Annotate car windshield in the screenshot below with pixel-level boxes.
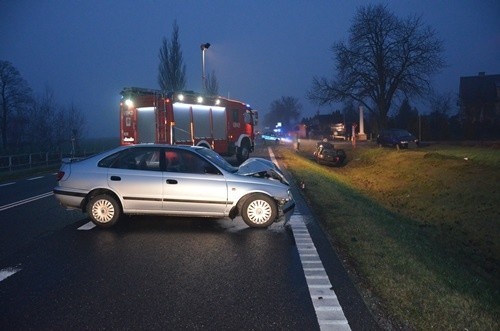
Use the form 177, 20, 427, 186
196, 148, 238, 173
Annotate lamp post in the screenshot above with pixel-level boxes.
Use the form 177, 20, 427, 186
200, 43, 211, 91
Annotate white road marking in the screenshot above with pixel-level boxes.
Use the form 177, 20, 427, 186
0, 192, 53, 212
0, 266, 21, 282
268, 147, 350, 330
0, 182, 15, 187
27, 176, 44, 181
290, 213, 351, 330
78, 222, 96, 230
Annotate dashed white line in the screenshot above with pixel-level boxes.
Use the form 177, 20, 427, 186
27, 176, 44, 181
268, 147, 350, 330
0, 182, 15, 187
0, 266, 21, 282
290, 213, 351, 330
78, 222, 96, 230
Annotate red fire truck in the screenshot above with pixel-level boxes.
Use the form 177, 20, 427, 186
119, 87, 258, 162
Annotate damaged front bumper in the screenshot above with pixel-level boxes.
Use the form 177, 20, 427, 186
277, 196, 295, 224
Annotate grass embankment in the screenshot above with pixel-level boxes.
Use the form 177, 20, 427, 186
276, 143, 499, 330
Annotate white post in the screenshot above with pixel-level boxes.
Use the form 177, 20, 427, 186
358, 106, 367, 141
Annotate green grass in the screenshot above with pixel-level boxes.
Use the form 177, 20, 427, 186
277, 142, 499, 330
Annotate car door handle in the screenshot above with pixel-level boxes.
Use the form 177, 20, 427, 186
166, 179, 178, 184
110, 176, 121, 181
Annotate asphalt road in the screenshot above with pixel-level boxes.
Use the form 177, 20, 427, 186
0, 144, 378, 330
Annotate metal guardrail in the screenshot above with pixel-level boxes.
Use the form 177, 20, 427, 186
0, 151, 100, 173
0, 152, 64, 172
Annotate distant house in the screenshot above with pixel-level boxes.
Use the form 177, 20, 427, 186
303, 113, 348, 140
459, 72, 500, 139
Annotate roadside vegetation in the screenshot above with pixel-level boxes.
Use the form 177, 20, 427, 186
276, 141, 499, 329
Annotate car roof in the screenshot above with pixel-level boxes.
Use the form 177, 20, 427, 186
381, 129, 411, 133
124, 144, 205, 151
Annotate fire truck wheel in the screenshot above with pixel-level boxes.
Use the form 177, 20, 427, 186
241, 193, 277, 228
237, 144, 250, 163
87, 194, 121, 228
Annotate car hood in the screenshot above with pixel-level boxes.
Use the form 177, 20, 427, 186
236, 158, 289, 185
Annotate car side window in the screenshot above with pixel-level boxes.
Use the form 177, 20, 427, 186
164, 150, 182, 172
137, 150, 161, 171
109, 148, 161, 171
165, 149, 220, 175
98, 152, 121, 168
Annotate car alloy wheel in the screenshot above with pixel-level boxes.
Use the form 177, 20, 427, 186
241, 193, 277, 228
87, 194, 120, 228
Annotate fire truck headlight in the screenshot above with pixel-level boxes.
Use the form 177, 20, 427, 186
197, 96, 203, 103
177, 94, 184, 101
125, 99, 134, 108
215, 99, 221, 105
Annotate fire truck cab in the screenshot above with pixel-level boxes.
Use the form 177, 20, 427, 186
119, 87, 257, 163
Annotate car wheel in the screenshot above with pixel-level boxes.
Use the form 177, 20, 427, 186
87, 194, 121, 228
237, 143, 250, 163
241, 193, 277, 228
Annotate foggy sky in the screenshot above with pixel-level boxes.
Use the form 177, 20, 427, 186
1, 0, 499, 137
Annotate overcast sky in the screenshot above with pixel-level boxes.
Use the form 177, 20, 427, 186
1, 0, 499, 137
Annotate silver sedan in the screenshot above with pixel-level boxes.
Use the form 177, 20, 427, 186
53, 144, 295, 228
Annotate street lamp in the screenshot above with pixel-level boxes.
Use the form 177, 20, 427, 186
200, 43, 211, 91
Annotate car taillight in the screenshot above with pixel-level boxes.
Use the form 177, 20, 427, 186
56, 171, 65, 181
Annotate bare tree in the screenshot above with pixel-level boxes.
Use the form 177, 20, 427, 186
308, 4, 444, 129
392, 98, 419, 133
0, 60, 33, 151
204, 70, 219, 96
264, 96, 302, 132
29, 87, 58, 151
426, 91, 454, 140
53, 102, 86, 154
158, 20, 187, 92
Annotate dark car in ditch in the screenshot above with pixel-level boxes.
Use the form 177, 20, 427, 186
313, 142, 346, 166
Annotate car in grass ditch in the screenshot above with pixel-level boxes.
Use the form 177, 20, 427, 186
53, 144, 295, 228
376, 129, 419, 149
313, 141, 346, 166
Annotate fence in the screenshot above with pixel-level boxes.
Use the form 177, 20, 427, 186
0, 150, 102, 173
0, 152, 65, 173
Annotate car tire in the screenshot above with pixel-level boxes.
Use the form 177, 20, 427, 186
241, 193, 277, 228
87, 194, 121, 228
236, 143, 250, 163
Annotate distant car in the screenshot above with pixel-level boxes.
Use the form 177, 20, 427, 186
54, 144, 295, 228
331, 123, 346, 140
261, 132, 286, 144
261, 132, 281, 144
313, 142, 346, 166
376, 129, 419, 149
